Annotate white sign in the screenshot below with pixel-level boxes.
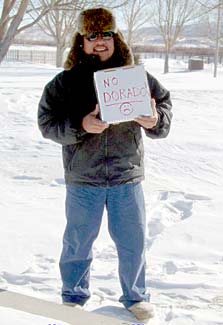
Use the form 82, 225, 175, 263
94, 64, 153, 124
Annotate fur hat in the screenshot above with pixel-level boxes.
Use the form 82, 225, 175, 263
64, 7, 134, 70
77, 7, 118, 35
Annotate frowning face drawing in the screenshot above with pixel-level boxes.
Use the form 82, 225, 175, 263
120, 102, 133, 116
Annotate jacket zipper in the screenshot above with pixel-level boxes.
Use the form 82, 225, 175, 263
105, 128, 109, 186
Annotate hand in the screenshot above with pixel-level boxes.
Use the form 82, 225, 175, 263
134, 98, 158, 129
82, 104, 109, 134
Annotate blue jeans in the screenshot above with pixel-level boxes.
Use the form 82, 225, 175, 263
59, 182, 150, 308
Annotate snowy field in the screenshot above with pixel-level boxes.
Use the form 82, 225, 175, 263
0, 58, 223, 324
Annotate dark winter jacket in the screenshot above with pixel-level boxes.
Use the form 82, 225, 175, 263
38, 53, 172, 187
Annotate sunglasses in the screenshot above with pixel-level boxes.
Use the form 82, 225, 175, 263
85, 31, 115, 42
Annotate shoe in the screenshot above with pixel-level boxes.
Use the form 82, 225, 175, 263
128, 302, 155, 320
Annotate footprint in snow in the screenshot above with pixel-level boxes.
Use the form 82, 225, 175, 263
13, 175, 42, 181
0, 254, 57, 291
33, 253, 56, 272
98, 287, 116, 296
50, 178, 65, 186
147, 191, 211, 249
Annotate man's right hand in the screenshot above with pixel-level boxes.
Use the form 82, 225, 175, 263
82, 104, 109, 133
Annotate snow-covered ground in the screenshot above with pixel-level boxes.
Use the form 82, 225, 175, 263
0, 59, 223, 324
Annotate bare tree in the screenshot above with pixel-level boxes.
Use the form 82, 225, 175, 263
119, 0, 153, 47
213, 0, 223, 77
0, 0, 63, 64
0, 0, 29, 63
197, 0, 223, 77
33, 0, 86, 67
33, 0, 130, 67
0, 0, 131, 65
152, 0, 201, 73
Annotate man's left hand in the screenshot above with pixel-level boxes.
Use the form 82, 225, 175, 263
134, 98, 158, 129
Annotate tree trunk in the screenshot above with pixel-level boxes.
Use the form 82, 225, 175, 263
0, 19, 8, 43
164, 51, 169, 74
0, 0, 29, 64
56, 44, 65, 68
214, 0, 222, 78
0, 37, 11, 63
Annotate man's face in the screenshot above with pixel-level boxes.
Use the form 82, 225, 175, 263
83, 31, 115, 62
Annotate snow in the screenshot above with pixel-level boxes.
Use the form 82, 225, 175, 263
0, 58, 223, 324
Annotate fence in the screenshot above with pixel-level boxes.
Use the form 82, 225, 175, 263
4, 49, 57, 65
137, 51, 220, 64
3, 47, 221, 66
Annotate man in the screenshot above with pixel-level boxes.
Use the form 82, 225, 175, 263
38, 7, 172, 321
